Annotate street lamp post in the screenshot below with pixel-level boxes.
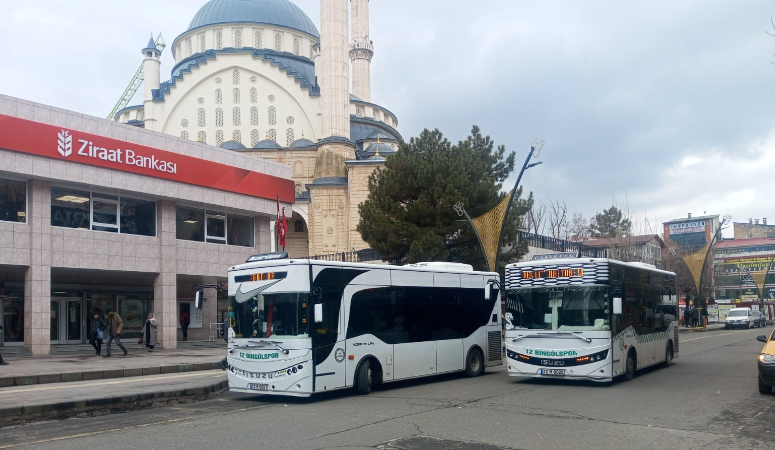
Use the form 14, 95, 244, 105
454, 140, 544, 272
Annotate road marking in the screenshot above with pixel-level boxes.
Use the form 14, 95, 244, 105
0, 371, 224, 395
682, 330, 756, 342
0, 417, 188, 449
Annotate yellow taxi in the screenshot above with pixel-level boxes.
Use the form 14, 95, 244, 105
756, 328, 775, 394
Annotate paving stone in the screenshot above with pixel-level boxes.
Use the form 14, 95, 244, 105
123, 368, 143, 377
37, 373, 62, 384
177, 364, 194, 372
142, 366, 161, 375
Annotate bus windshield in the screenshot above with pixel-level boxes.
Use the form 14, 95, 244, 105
229, 292, 310, 339
506, 285, 610, 331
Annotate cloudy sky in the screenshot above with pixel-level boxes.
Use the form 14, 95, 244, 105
2, 0, 774, 236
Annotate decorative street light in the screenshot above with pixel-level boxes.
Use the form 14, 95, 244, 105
454, 140, 544, 272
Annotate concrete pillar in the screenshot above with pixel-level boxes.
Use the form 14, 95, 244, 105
320, 0, 351, 139
350, 0, 373, 102
155, 200, 178, 349
24, 180, 51, 356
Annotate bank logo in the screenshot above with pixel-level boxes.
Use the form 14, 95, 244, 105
57, 130, 72, 157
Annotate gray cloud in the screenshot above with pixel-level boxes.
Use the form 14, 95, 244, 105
2, 0, 774, 233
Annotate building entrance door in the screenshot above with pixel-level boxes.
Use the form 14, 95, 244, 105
50, 297, 82, 344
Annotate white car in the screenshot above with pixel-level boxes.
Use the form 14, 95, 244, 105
726, 307, 755, 329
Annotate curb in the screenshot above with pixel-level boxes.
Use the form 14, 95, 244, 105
0, 361, 222, 388
0, 378, 228, 426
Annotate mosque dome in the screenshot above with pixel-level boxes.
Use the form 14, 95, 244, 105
188, 0, 320, 38
220, 140, 247, 150
253, 139, 282, 149
289, 137, 315, 148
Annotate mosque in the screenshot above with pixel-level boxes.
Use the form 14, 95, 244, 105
114, 0, 401, 258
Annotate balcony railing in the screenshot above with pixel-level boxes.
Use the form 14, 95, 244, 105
519, 232, 607, 258
306, 248, 383, 263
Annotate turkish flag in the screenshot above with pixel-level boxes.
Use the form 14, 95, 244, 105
279, 208, 287, 248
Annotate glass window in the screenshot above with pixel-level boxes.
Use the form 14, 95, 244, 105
2, 291, 25, 343
120, 197, 156, 236
506, 286, 610, 332
433, 288, 462, 340
0, 178, 26, 223
206, 211, 226, 243
51, 187, 91, 229
176, 206, 204, 241
92, 193, 119, 233
394, 287, 433, 343
227, 214, 254, 247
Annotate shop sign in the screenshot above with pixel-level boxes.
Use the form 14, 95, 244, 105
0, 114, 294, 203
668, 221, 706, 235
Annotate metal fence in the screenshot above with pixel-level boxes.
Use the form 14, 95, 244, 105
518, 232, 608, 258
306, 248, 383, 263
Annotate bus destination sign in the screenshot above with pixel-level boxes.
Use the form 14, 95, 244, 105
521, 268, 584, 280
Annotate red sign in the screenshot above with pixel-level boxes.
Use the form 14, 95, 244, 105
0, 114, 295, 203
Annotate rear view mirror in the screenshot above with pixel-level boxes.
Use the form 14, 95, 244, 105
484, 286, 490, 301
314, 304, 324, 323
757, 335, 768, 343
613, 297, 622, 315
194, 291, 204, 310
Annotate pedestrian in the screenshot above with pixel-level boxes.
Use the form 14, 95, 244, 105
0, 324, 7, 365
105, 309, 128, 357
219, 314, 230, 370
701, 307, 708, 327
179, 310, 191, 341
692, 307, 700, 327
141, 313, 158, 352
89, 311, 106, 356
683, 307, 691, 328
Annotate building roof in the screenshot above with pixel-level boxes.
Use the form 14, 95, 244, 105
220, 140, 247, 150
142, 37, 158, 53
188, 0, 319, 38
663, 214, 719, 225
713, 237, 775, 249
289, 138, 315, 148
253, 139, 281, 149
582, 234, 663, 248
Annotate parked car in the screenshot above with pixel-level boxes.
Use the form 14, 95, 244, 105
726, 307, 755, 329
756, 329, 775, 394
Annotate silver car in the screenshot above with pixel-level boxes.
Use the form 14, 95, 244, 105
726, 308, 755, 329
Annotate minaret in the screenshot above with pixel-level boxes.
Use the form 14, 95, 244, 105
308, 0, 355, 256
142, 35, 161, 131
350, 0, 373, 102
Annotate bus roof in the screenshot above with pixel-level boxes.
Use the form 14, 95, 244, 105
230, 258, 498, 276
506, 257, 676, 277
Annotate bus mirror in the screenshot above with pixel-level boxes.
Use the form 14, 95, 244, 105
613, 297, 622, 315
314, 304, 324, 323
194, 291, 204, 310
484, 286, 491, 301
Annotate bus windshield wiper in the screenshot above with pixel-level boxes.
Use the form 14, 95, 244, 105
533, 331, 592, 343
248, 340, 290, 354
510, 335, 527, 342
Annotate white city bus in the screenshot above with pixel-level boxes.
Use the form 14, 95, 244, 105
504, 255, 678, 382
213, 253, 503, 397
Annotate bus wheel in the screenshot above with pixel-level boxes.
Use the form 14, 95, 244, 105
663, 343, 673, 368
356, 359, 372, 395
624, 351, 636, 381
465, 348, 483, 377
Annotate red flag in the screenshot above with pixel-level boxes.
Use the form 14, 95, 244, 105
279, 208, 287, 248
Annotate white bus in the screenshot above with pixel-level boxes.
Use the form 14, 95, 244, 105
504, 256, 678, 382
211, 253, 503, 397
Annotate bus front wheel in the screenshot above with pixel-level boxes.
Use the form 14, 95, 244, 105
465, 348, 484, 377
355, 359, 373, 395
624, 351, 636, 381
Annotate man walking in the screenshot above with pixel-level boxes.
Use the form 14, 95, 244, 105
179, 310, 191, 341
105, 309, 128, 357
0, 324, 7, 365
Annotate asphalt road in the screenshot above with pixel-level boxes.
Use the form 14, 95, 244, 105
1, 327, 773, 450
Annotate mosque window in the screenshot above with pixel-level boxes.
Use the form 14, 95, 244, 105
250, 107, 259, 126
232, 68, 240, 85
181, 119, 189, 128
293, 37, 300, 55
197, 131, 207, 143
187, 38, 192, 56
233, 107, 242, 126
274, 32, 282, 51
215, 77, 222, 85
181, 131, 189, 140
138, 110, 145, 121
250, 76, 257, 84
215, 108, 224, 127
233, 130, 242, 143
197, 97, 205, 104
251, 129, 260, 147
286, 116, 294, 125
234, 29, 243, 49
254, 30, 262, 49
250, 88, 257, 103
356, 107, 364, 118
215, 30, 223, 50
294, 220, 304, 233
233, 88, 241, 104
215, 89, 222, 104
286, 128, 295, 146
373, 109, 378, 120
268, 95, 275, 103
200, 34, 206, 52
197, 108, 206, 127
216, 130, 224, 146
268, 129, 277, 142
310, 45, 315, 59
268, 106, 276, 125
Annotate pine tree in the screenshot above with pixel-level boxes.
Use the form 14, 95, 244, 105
589, 206, 632, 238
357, 126, 533, 271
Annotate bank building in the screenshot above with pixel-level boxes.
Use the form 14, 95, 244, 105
0, 0, 400, 355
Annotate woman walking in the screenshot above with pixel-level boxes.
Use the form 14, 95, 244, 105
142, 313, 158, 352
90, 311, 106, 356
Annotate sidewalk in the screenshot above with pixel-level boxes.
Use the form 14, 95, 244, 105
678, 323, 727, 333
0, 345, 226, 387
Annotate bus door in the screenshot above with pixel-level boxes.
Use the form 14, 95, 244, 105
393, 285, 436, 379
344, 284, 395, 385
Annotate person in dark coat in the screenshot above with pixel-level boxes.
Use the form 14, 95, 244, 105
683, 307, 691, 328
0, 324, 7, 365
691, 307, 700, 327
90, 311, 106, 356
179, 311, 191, 341
105, 309, 128, 357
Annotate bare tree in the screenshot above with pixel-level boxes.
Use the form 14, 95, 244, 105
525, 201, 547, 236
566, 212, 591, 242
546, 199, 569, 240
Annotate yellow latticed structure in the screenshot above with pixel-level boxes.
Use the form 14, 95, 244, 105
682, 242, 711, 294
470, 191, 514, 272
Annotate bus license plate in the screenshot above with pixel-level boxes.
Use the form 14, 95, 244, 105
248, 383, 269, 391
540, 369, 565, 376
